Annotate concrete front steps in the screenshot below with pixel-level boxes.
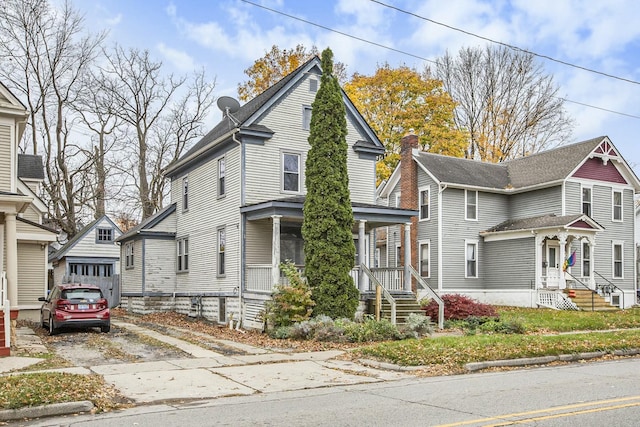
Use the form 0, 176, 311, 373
566, 289, 619, 311
366, 296, 428, 324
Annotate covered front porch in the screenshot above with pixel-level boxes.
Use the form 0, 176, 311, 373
481, 214, 615, 309
240, 197, 418, 295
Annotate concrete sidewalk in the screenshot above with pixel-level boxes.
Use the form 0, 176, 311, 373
0, 320, 411, 421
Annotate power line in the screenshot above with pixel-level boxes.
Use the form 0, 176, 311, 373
369, 0, 640, 86
239, 0, 640, 120
239, 0, 435, 64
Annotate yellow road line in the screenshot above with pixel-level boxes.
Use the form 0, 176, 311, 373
485, 402, 640, 426
435, 395, 640, 427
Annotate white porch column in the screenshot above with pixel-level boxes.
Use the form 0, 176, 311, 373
589, 238, 596, 288
358, 220, 366, 292
558, 233, 567, 289
271, 215, 282, 287
403, 222, 411, 292
535, 234, 544, 289
5, 213, 18, 308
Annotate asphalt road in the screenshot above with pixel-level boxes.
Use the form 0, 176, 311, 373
18, 357, 640, 427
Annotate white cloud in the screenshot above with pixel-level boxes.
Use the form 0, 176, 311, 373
105, 13, 122, 27
156, 43, 196, 72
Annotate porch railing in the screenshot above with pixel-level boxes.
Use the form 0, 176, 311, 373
565, 271, 598, 311
408, 266, 444, 329
1, 271, 10, 348
245, 265, 405, 294
594, 270, 624, 308
361, 265, 396, 325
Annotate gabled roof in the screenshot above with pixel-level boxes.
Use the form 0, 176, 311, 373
49, 215, 122, 262
165, 55, 384, 178
412, 136, 639, 192
18, 154, 45, 180
0, 81, 27, 113
115, 203, 176, 243
482, 213, 604, 234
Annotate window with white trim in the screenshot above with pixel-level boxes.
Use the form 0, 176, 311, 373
302, 105, 312, 130
177, 237, 189, 272
96, 227, 113, 243
581, 186, 592, 217
465, 240, 478, 278
218, 157, 225, 197
465, 190, 478, 220
125, 242, 134, 269
419, 186, 430, 220
612, 190, 623, 221
395, 243, 402, 267
612, 241, 623, 278
581, 241, 590, 277
282, 153, 300, 192
182, 176, 189, 211
217, 227, 226, 276
395, 192, 401, 208
419, 241, 430, 278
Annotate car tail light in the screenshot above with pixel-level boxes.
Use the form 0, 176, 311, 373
97, 298, 109, 310
56, 299, 71, 310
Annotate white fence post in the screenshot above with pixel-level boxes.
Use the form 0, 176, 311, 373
2, 271, 9, 348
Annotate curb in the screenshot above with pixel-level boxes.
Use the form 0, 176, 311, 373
465, 349, 640, 372
0, 400, 93, 421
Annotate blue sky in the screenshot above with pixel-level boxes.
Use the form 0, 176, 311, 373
77, 0, 640, 175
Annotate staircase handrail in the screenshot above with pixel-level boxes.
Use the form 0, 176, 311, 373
361, 264, 396, 325
564, 271, 596, 311
2, 271, 9, 348
594, 271, 624, 308
408, 266, 444, 329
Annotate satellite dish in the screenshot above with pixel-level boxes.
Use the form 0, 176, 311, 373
217, 96, 240, 115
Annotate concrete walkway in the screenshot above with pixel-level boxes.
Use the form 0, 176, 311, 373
0, 321, 411, 421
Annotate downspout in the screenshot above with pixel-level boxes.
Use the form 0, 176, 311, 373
438, 184, 447, 292
232, 130, 243, 330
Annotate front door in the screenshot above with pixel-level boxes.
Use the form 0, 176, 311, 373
546, 242, 560, 288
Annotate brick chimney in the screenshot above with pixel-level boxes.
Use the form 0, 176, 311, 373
399, 133, 418, 276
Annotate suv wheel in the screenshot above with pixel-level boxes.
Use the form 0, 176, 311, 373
100, 324, 110, 333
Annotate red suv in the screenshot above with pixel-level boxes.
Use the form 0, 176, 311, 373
39, 284, 111, 335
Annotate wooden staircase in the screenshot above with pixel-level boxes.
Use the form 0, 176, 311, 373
566, 289, 619, 311
0, 312, 9, 356
367, 296, 427, 324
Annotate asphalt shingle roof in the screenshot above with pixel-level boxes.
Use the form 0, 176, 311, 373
18, 154, 44, 180
484, 214, 585, 233
414, 137, 606, 190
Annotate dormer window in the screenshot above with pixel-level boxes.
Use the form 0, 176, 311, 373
96, 228, 113, 243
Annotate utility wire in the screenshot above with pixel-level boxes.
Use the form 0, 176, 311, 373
240, 0, 640, 120
369, 0, 640, 86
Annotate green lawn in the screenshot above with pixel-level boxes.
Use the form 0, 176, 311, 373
354, 307, 640, 370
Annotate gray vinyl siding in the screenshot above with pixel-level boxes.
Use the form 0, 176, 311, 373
0, 124, 11, 192
509, 186, 562, 219
245, 219, 273, 265
417, 169, 438, 285
18, 242, 47, 305
440, 188, 509, 290
243, 72, 376, 205
65, 218, 121, 259
144, 239, 177, 293
173, 147, 241, 294
120, 238, 143, 294
484, 238, 535, 289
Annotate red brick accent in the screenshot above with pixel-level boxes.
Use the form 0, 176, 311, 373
400, 134, 419, 276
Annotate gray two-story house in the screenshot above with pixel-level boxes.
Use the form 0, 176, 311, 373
116, 56, 415, 328
379, 134, 640, 309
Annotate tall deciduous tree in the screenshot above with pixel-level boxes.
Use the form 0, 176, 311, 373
435, 45, 574, 162
238, 44, 347, 101
0, 0, 106, 237
97, 46, 216, 219
302, 48, 359, 319
344, 63, 468, 183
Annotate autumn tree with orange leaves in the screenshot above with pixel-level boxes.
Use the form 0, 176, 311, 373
344, 64, 468, 183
